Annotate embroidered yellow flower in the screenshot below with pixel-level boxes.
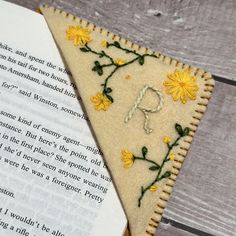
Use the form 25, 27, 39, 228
163, 136, 171, 144
90, 92, 112, 111
66, 26, 92, 46
169, 153, 176, 161
101, 40, 107, 48
115, 58, 126, 66
121, 149, 134, 168
164, 69, 198, 104
149, 185, 158, 192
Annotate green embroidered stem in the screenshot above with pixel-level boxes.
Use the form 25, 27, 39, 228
83, 44, 114, 64
134, 157, 160, 168
107, 41, 140, 56
137, 136, 180, 207
101, 67, 118, 102
135, 124, 190, 207
80, 41, 157, 103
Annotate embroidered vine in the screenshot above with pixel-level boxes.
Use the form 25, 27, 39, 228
80, 41, 157, 104
121, 123, 190, 207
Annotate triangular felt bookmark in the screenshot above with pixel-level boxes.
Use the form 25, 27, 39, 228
40, 5, 214, 236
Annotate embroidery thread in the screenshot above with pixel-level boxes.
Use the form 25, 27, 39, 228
121, 123, 190, 207
163, 69, 199, 104
90, 92, 112, 111
79, 40, 157, 106
124, 85, 164, 134
66, 26, 92, 46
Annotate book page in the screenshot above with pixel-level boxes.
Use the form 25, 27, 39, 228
0, 1, 126, 236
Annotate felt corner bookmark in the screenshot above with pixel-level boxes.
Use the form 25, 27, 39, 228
40, 5, 214, 236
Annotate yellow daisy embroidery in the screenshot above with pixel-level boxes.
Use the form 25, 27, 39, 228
169, 153, 176, 161
90, 92, 112, 111
66, 26, 92, 46
164, 69, 199, 104
115, 58, 126, 66
149, 185, 158, 192
121, 149, 134, 168
101, 40, 107, 48
163, 136, 171, 144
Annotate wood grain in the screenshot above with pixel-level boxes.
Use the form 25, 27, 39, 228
8, 0, 236, 80
5, 0, 236, 235
157, 222, 197, 236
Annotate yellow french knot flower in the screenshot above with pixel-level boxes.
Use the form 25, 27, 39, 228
163, 136, 171, 144
66, 25, 92, 46
163, 69, 199, 104
169, 153, 176, 161
101, 40, 107, 48
121, 149, 134, 168
90, 92, 112, 111
149, 185, 158, 192
115, 58, 126, 66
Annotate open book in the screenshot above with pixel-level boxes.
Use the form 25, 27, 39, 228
0, 1, 127, 235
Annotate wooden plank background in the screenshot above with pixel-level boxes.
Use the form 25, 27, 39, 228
6, 0, 236, 235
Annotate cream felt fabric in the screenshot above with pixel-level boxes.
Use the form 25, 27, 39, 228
40, 5, 214, 236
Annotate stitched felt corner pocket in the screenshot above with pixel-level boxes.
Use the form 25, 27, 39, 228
40, 5, 214, 236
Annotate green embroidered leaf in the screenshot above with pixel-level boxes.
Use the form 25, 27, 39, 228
97, 68, 103, 76
175, 123, 183, 136
138, 56, 144, 65
183, 127, 190, 136
161, 171, 171, 179
92, 61, 103, 76
95, 61, 100, 66
105, 94, 114, 103
99, 51, 105, 58
149, 166, 160, 171
142, 146, 148, 158
80, 47, 89, 52
105, 88, 112, 93
114, 41, 120, 48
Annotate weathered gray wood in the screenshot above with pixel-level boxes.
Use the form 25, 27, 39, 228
5, 1, 236, 235
8, 0, 236, 80
8, 0, 40, 10
156, 222, 197, 236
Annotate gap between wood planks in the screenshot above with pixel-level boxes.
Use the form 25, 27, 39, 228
161, 217, 215, 236
213, 76, 236, 86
